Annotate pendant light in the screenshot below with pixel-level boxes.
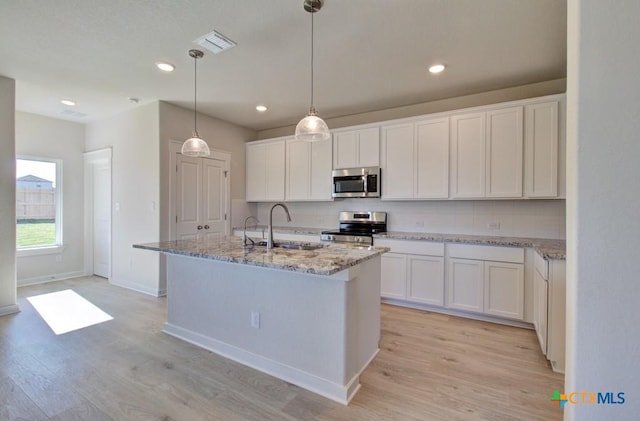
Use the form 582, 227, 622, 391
295, 0, 330, 142
181, 49, 211, 157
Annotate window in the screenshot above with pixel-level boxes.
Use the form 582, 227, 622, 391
16, 157, 63, 251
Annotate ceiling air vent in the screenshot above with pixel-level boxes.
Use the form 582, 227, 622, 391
194, 30, 236, 54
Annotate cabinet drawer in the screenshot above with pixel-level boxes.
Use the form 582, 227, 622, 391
534, 251, 549, 280
374, 239, 444, 256
448, 243, 524, 263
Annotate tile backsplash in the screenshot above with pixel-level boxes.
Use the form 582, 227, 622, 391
255, 199, 566, 239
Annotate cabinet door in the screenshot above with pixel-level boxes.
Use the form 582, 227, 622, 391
246, 143, 266, 201
381, 253, 407, 299
450, 112, 486, 198
357, 127, 380, 167
483, 261, 524, 320
264, 140, 285, 201
486, 107, 523, 198
286, 139, 310, 201
446, 258, 484, 312
407, 255, 444, 306
333, 131, 357, 169
415, 117, 449, 199
309, 138, 332, 200
381, 123, 414, 199
525, 101, 558, 198
533, 269, 548, 355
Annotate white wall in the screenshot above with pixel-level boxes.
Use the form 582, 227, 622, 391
15, 112, 85, 285
565, 1, 640, 419
0, 75, 18, 316
256, 200, 566, 239
85, 102, 162, 296
158, 101, 257, 235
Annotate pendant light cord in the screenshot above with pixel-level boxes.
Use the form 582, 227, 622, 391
193, 53, 198, 135
310, 8, 314, 112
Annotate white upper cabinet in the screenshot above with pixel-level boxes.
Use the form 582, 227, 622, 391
382, 117, 450, 200
286, 137, 332, 201
451, 107, 524, 199
450, 112, 486, 198
333, 127, 380, 169
246, 139, 285, 202
524, 101, 559, 198
381, 123, 414, 199
415, 117, 450, 199
486, 106, 523, 198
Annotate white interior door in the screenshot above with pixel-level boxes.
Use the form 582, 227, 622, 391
176, 154, 201, 240
92, 162, 110, 277
84, 148, 111, 279
175, 153, 229, 240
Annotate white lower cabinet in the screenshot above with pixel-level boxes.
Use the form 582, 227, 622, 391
532, 252, 565, 373
446, 244, 525, 321
378, 239, 445, 305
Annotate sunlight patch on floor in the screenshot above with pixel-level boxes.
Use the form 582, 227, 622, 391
26, 289, 113, 335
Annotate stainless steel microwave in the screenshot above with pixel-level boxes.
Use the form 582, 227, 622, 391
332, 167, 381, 198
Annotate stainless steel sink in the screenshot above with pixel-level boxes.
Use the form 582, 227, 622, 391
253, 240, 325, 250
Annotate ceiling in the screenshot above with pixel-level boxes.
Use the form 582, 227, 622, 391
0, 0, 566, 132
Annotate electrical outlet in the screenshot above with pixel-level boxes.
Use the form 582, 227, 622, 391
251, 311, 260, 329
487, 222, 501, 230
55, 254, 62, 262
415, 220, 425, 227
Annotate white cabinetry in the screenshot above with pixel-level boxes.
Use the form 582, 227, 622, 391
525, 101, 559, 198
381, 117, 449, 199
451, 107, 523, 199
532, 252, 565, 373
486, 107, 523, 197
286, 137, 332, 201
446, 244, 525, 320
377, 239, 445, 305
333, 127, 379, 169
246, 139, 285, 202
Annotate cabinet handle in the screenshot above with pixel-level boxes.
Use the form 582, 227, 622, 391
197, 225, 203, 230
204, 225, 210, 229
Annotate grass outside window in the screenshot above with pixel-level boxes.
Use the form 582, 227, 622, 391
17, 222, 56, 247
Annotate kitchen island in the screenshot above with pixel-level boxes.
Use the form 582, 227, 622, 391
133, 237, 388, 404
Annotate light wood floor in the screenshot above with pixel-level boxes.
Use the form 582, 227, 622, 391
0, 277, 563, 420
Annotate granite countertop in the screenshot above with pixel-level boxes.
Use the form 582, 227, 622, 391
133, 236, 388, 276
375, 232, 566, 260
233, 225, 566, 260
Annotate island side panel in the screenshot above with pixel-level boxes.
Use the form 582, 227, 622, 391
165, 254, 352, 388
345, 256, 381, 385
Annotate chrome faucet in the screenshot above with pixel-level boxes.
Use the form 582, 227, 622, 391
242, 215, 259, 247
268, 203, 292, 249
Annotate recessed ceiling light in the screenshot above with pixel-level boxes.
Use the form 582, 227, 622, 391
156, 62, 175, 72
61, 99, 76, 106
256, 105, 268, 112
429, 64, 446, 74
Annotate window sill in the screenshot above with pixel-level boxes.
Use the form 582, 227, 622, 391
17, 245, 65, 258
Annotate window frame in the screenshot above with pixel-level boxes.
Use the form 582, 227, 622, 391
16, 155, 64, 256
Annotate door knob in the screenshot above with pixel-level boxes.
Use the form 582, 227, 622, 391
197, 225, 203, 230
204, 225, 210, 229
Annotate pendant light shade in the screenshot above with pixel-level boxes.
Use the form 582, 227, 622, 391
295, 0, 330, 141
181, 49, 211, 157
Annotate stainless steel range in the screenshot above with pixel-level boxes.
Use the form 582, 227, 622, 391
320, 211, 387, 245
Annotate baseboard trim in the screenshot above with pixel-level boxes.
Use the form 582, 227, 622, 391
17, 271, 85, 287
381, 298, 534, 329
0, 304, 20, 316
163, 323, 363, 405
109, 277, 163, 297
